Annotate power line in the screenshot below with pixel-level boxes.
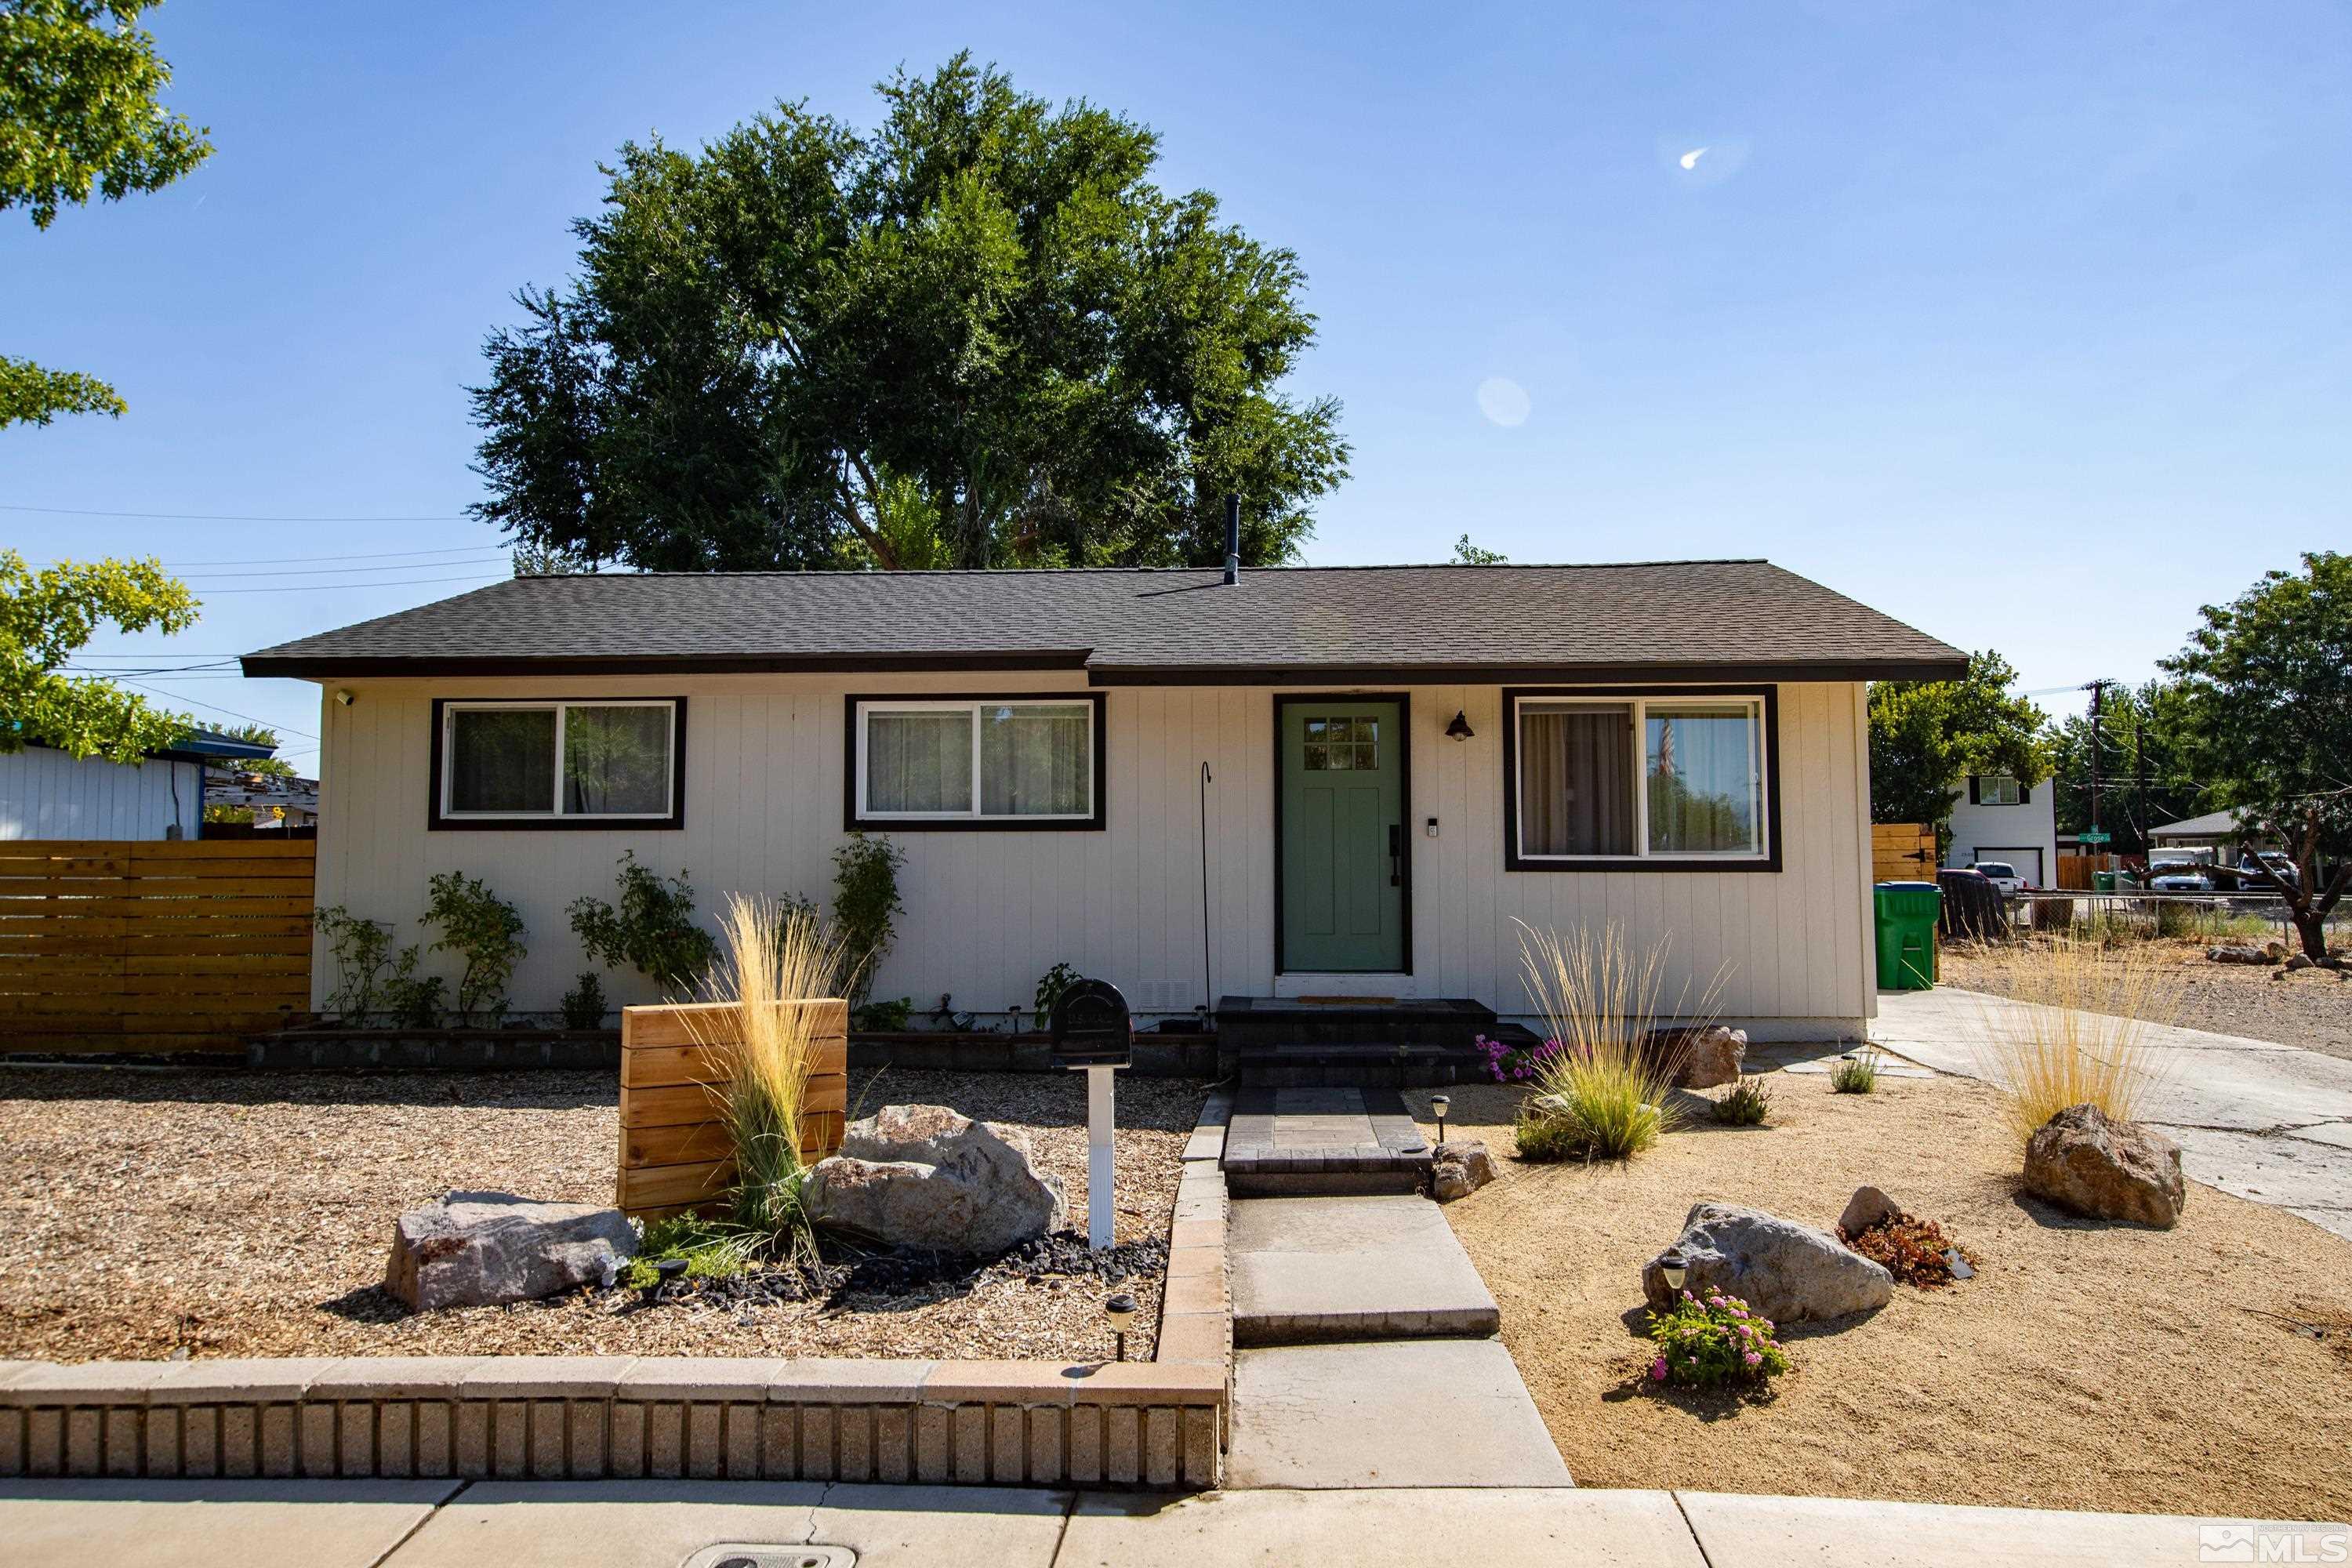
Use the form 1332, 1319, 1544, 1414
51, 544, 502, 568
5, 503, 472, 523
176, 555, 509, 581
188, 572, 507, 596
114, 678, 318, 741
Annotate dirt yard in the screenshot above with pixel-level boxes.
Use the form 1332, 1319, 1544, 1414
1428, 1069, 2352, 1522
0, 1065, 1203, 1365
1945, 937, 2352, 1062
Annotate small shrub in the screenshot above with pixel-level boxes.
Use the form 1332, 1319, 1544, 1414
1033, 961, 1083, 1022
558, 971, 607, 1030
1828, 1049, 1880, 1094
851, 996, 913, 1031
1476, 1032, 1566, 1083
833, 833, 906, 1005
1511, 921, 1722, 1161
1711, 1076, 1773, 1126
568, 851, 717, 994
381, 951, 445, 1029
1645, 1291, 1789, 1388
622, 1213, 752, 1288
422, 871, 527, 1025
314, 906, 396, 1019
1842, 1214, 1977, 1290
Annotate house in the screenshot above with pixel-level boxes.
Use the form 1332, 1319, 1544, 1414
0, 728, 280, 841
1943, 771, 2059, 887
241, 558, 1965, 1040
204, 765, 322, 833
2147, 808, 2256, 867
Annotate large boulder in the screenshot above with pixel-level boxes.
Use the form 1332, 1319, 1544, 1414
1430, 1139, 1496, 1203
1642, 1202, 1893, 1323
2022, 1103, 2185, 1229
1642, 1025, 1748, 1090
387, 1190, 636, 1311
801, 1103, 1067, 1256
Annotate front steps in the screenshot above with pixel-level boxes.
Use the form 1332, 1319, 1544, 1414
1221, 1086, 1432, 1196
1217, 994, 1541, 1087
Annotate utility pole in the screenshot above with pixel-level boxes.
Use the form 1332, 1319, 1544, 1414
2087, 679, 2108, 847
2132, 698, 2150, 869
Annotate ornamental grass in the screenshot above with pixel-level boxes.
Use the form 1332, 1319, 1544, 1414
686, 893, 852, 1257
1967, 934, 2180, 1145
1511, 921, 1723, 1161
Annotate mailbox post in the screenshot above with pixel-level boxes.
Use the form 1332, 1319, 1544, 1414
1048, 979, 1134, 1251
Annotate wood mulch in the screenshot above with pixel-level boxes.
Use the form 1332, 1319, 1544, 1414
1944, 937, 2352, 1062
0, 1065, 1204, 1366
1431, 1070, 2352, 1522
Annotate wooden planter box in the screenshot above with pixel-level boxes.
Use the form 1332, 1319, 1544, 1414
617, 1000, 848, 1221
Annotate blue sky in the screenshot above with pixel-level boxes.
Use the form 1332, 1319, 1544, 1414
8, 0, 2347, 775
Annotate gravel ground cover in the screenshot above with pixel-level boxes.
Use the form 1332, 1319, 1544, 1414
1944, 938, 2352, 1062
0, 1065, 1204, 1365
1428, 1069, 2352, 1521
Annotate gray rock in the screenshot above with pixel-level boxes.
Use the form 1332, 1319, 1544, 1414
2285, 953, 2316, 972
802, 1103, 1067, 1255
1642, 1202, 1893, 1323
1642, 1025, 1748, 1090
1430, 1139, 1496, 1203
2022, 1103, 2185, 1229
1838, 1184, 1904, 1236
2207, 945, 2279, 965
386, 1190, 637, 1311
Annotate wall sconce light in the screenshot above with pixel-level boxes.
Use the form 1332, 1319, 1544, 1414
1445, 710, 1475, 742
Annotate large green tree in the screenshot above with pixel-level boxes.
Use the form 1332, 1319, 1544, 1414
470, 54, 1348, 572
2163, 551, 2351, 960
1, 0, 211, 428
1, 549, 198, 760
1868, 650, 2051, 829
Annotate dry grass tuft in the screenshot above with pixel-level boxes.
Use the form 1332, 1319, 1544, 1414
688, 894, 853, 1252
1967, 934, 2182, 1144
1512, 921, 1725, 1160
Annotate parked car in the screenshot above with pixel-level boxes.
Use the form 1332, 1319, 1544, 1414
2238, 851, 2300, 894
2148, 861, 2214, 892
1967, 860, 2030, 895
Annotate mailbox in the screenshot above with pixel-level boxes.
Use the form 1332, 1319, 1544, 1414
1048, 978, 1134, 1069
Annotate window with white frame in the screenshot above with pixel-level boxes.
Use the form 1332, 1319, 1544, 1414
851, 697, 1100, 826
1511, 692, 1769, 863
1976, 773, 2024, 805
437, 699, 679, 821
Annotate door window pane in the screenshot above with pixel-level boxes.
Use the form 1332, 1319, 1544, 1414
980, 703, 1090, 815
564, 705, 672, 815
1518, 704, 1633, 855
1303, 716, 1377, 771
866, 710, 975, 814
448, 708, 555, 813
1646, 706, 1759, 854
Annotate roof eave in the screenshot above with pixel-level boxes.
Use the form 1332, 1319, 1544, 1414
1081, 656, 1972, 686
239, 649, 1094, 679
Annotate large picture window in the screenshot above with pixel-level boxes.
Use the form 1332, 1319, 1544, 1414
1506, 690, 1776, 870
848, 695, 1106, 829
432, 699, 684, 829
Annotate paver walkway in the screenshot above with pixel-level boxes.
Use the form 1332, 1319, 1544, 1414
1221, 1086, 1429, 1194
1875, 985, 2352, 1240
5, 1478, 2342, 1566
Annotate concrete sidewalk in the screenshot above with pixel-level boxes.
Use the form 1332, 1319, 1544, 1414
1874, 985, 2352, 1240
4, 1479, 2343, 1566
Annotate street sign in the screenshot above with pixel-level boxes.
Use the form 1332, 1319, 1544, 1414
2078, 829, 2112, 845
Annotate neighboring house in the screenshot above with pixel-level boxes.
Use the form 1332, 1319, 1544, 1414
2147, 808, 2256, 866
205, 766, 322, 832
242, 559, 1965, 1038
0, 728, 279, 841
1943, 771, 2058, 887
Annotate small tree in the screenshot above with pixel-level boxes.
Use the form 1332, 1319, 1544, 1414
422, 872, 528, 1025
1, 550, 198, 760
831, 833, 906, 1006
1868, 650, 2050, 833
2164, 552, 2351, 961
568, 851, 717, 994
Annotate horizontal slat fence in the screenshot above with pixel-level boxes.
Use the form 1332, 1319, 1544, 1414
0, 838, 314, 1053
617, 1000, 849, 1221
1871, 822, 1938, 884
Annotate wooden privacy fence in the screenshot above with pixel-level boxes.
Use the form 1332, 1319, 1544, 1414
2055, 854, 2117, 891
1871, 822, 1938, 884
0, 838, 314, 1054
617, 1000, 850, 1221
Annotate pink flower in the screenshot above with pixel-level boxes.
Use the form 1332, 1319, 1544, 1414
1650, 1357, 1669, 1382
1706, 1295, 1725, 1308
1743, 1350, 1762, 1368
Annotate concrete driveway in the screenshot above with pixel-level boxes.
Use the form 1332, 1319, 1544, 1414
1873, 986, 2352, 1241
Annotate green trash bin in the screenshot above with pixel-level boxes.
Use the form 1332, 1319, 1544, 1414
1874, 881, 1941, 990
2092, 870, 2118, 893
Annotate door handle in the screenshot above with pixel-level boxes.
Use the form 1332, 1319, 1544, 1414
1388, 823, 1403, 887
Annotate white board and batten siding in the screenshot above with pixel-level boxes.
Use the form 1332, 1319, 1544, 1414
0, 746, 203, 841
313, 673, 1877, 1037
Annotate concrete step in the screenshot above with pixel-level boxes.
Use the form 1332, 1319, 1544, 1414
1230, 1192, 1501, 1345
1221, 1085, 1431, 1195
1226, 1339, 1573, 1489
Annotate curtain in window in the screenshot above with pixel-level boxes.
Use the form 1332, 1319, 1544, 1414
1519, 704, 1633, 855
981, 704, 1089, 815
866, 710, 974, 813
448, 709, 555, 813
564, 706, 671, 815
1646, 706, 1758, 853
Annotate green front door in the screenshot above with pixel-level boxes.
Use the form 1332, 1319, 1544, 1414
1279, 699, 1406, 972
